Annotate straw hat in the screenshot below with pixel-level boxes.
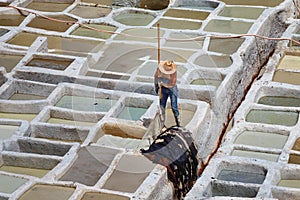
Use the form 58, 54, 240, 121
159, 60, 176, 75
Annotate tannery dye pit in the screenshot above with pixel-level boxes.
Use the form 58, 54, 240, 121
0, 0, 300, 200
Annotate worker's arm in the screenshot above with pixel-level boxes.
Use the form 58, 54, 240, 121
154, 68, 159, 79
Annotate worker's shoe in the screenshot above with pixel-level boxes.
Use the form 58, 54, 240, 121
175, 116, 180, 127
161, 125, 167, 132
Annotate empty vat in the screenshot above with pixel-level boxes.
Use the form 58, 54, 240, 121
278, 180, 300, 188
81, 192, 129, 200
33, 128, 89, 143
8, 32, 103, 56
218, 6, 265, 19
0, 174, 27, 194
114, 12, 155, 26
163, 9, 209, 20
232, 149, 279, 162
258, 96, 300, 107
0, 124, 19, 140
220, 0, 283, 7
217, 169, 266, 184
55, 95, 117, 112
204, 19, 253, 34
234, 131, 288, 149
212, 181, 259, 197
26, 57, 73, 70
102, 154, 155, 193
3, 139, 72, 156
71, 24, 117, 39
0, 54, 23, 73
246, 110, 298, 126
0, 15, 26, 26
0, 165, 49, 178
154, 18, 202, 30
25, 2, 72, 12
194, 54, 232, 68
289, 154, 300, 164
208, 38, 245, 54
273, 70, 300, 85
60, 146, 119, 186
70, 5, 111, 18
19, 184, 75, 200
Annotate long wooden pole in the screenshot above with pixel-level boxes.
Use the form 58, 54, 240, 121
157, 23, 163, 100
157, 22, 164, 128
157, 23, 160, 64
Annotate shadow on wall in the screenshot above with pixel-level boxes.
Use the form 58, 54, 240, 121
0, 67, 6, 87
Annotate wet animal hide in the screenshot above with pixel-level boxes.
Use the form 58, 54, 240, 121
141, 126, 199, 199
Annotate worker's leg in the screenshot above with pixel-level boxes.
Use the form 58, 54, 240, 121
159, 88, 168, 127
170, 91, 180, 126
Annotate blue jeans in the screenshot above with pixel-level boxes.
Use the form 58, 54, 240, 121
160, 86, 179, 118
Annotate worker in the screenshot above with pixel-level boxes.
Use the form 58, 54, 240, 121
154, 60, 180, 127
